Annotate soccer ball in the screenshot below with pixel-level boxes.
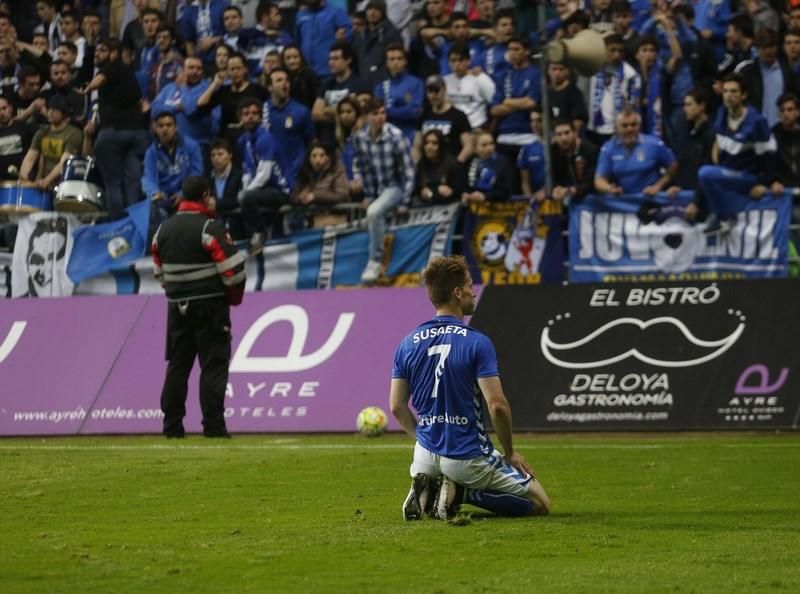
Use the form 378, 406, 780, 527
356, 406, 388, 437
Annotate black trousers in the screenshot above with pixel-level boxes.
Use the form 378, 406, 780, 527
160, 297, 231, 436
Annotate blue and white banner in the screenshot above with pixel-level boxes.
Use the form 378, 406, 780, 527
569, 192, 791, 283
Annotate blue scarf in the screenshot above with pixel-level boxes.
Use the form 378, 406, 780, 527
591, 63, 625, 129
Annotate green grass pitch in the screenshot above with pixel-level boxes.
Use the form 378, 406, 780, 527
2, 432, 799, 593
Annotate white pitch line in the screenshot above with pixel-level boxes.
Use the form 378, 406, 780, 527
0, 442, 796, 452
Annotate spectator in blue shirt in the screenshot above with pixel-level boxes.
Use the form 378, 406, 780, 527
489, 35, 541, 194
263, 67, 315, 187
180, 0, 229, 67
476, 9, 514, 80
295, 0, 352, 77
463, 131, 514, 204
243, 2, 294, 78
236, 97, 292, 253
352, 97, 415, 284
425, 12, 486, 76
594, 108, 677, 196
143, 111, 204, 223
374, 44, 423, 147
518, 111, 546, 201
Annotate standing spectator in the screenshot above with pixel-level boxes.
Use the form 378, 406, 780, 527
236, 97, 292, 253
476, 9, 514, 79
547, 61, 588, 134
197, 52, 267, 131
149, 25, 184, 102
80, 37, 149, 220
518, 111, 546, 200
208, 137, 244, 237
291, 140, 350, 226
586, 33, 641, 148
335, 95, 363, 186
744, 0, 780, 35
351, 97, 415, 284
19, 94, 82, 190
295, 0, 351, 78
151, 56, 216, 157
59, 10, 85, 68
120, 0, 150, 65
443, 42, 495, 130
312, 42, 368, 144
740, 29, 800, 130
693, 0, 730, 61
785, 29, 800, 77
410, 0, 450, 80
262, 67, 314, 186
550, 118, 598, 204
635, 36, 665, 137
10, 67, 45, 127
772, 93, 800, 188
374, 44, 423, 146
143, 110, 204, 223
697, 74, 782, 226
588, 0, 614, 35
717, 14, 757, 79
245, 2, 294, 78
180, 0, 229, 67
126, 7, 161, 97
41, 59, 87, 127
34, 0, 61, 57
415, 128, 467, 205
424, 12, 486, 76
282, 44, 319, 110
151, 175, 246, 440
352, 0, 402, 88
416, 74, 474, 165
611, 1, 640, 65
219, 5, 248, 54
489, 35, 541, 194
594, 108, 677, 196
462, 131, 514, 203
0, 95, 33, 181
670, 87, 715, 195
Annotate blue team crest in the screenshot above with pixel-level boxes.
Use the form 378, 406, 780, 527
285, 115, 293, 128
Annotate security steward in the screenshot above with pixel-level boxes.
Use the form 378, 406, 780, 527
151, 176, 246, 438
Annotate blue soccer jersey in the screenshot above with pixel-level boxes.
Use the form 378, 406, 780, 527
392, 315, 498, 460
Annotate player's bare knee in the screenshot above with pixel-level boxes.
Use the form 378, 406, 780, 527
527, 481, 551, 516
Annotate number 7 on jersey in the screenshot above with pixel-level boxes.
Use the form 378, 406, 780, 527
428, 344, 451, 399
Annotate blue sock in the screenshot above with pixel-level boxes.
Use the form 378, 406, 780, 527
465, 489, 534, 517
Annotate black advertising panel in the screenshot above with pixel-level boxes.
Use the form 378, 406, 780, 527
471, 280, 800, 430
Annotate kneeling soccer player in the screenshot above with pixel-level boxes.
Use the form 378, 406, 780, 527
389, 255, 550, 520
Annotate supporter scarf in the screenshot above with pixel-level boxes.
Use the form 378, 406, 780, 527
469, 154, 498, 192
643, 65, 662, 137
196, 3, 212, 40
591, 63, 625, 130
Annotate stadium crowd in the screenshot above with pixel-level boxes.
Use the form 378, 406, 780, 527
0, 0, 798, 284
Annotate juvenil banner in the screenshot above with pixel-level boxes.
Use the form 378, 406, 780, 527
461, 197, 565, 285
470, 280, 800, 430
569, 192, 791, 282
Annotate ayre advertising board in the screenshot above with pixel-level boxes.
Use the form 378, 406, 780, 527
470, 280, 800, 430
0, 289, 433, 435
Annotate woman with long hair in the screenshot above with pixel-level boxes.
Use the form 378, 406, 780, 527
281, 44, 319, 110
415, 129, 467, 204
292, 141, 350, 228
335, 95, 364, 189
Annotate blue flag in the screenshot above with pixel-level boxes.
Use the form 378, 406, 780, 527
67, 199, 151, 284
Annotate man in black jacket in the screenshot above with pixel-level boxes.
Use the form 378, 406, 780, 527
151, 176, 246, 439
208, 137, 244, 239
549, 119, 598, 204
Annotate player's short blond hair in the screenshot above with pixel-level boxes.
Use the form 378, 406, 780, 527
422, 256, 470, 308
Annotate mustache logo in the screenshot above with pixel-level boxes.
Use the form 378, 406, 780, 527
541, 311, 746, 369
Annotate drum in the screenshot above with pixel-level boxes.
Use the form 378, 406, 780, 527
54, 156, 104, 213
0, 180, 53, 214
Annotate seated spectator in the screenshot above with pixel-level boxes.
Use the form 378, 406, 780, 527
740, 29, 800, 130
785, 29, 800, 77
374, 44, 423, 146
236, 97, 292, 254
55, 41, 79, 78
291, 141, 349, 227
353, 0, 403, 88
180, 0, 228, 67
295, 0, 352, 78
351, 97, 415, 284
594, 108, 677, 196
258, 49, 283, 88
334, 95, 363, 189
518, 111, 546, 201
282, 44, 319, 110
219, 5, 248, 54
0, 95, 34, 181
197, 52, 268, 132
149, 25, 184, 102
41, 59, 86, 127
697, 74, 782, 224
11, 67, 46, 127
547, 61, 588, 135
208, 137, 244, 238
245, 2, 294, 78
143, 111, 204, 223
773, 93, 800, 188
151, 56, 216, 160
670, 88, 714, 195
416, 74, 473, 165
586, 33, 641, 148
263, 67, 315, 186
550, 118, 598, 204
19, 94, 82, 190
312, 42, 369, 144
414, 129, 467, 205
463, 131, 514, 203
211, 43, 232, 81
444, 42, 495, 130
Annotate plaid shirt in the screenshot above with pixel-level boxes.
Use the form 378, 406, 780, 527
352, 122, 415, 203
